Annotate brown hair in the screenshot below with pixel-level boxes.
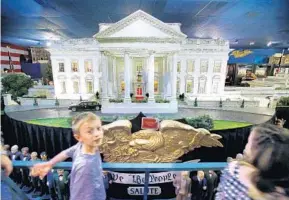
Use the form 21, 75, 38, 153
250, 124, 289, 195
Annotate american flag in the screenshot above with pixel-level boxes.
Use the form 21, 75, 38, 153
1, 43, 28, 72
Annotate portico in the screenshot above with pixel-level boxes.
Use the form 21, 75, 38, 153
99, 49, 179, 103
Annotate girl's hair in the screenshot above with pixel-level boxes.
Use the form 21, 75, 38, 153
250, 124, 289, 195
71, 112, 100, 134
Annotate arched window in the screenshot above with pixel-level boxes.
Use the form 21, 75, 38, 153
72, 75, 80, 94
198, 76, 207, 94
57, 75, 67, 94
85, 75, 94, 94
212, 75, 221, 94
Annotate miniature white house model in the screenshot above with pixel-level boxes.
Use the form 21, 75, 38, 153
48, 10, 230, 113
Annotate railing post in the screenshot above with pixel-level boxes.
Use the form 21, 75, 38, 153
143, 170, 150, 200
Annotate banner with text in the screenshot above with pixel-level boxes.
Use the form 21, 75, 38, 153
110, 171, 179, 184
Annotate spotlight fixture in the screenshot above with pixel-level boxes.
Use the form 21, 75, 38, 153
249, 41, 255, 45
46, 41, 52, 47
267, 41, 272, 47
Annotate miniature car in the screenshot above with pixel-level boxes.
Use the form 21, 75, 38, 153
68, 101, 101, 112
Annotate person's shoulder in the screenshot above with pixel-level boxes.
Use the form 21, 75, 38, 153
227, 161, 239, 176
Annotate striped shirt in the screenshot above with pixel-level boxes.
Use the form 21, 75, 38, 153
215, 162, 251, 200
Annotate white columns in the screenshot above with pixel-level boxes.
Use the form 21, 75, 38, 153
180, 58, 186, 94
160, 57, 165, 97
112, 57, 117, 98
101, 52, 109, 102
194, 58, 200, 94
51, 58, 60, 97
79, 57, 86, 96
219, 57, 228, 95
124, 52, 131, 103
207, 58, 214, 94
147, 52, 155, 102
166, 55, 172, 97
93, 57, 100, 94
65, 58, 73, 95
171, 53, 178, 100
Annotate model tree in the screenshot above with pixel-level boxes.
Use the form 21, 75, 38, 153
33, 98, 38, 106
219, 98, 223, 108
241, 99, 245, 108
194, 97, 198, 107
95, 91, 100, 99
43, 63, 53, 85
1, 74, 34, 100
55, 97, 60, 106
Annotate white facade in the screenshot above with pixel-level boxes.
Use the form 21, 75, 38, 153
48, 10, 230, 113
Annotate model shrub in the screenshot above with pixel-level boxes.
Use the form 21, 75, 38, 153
185, 115, 214, 130
277, 96, 289, 106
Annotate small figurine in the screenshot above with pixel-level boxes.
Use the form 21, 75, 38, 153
21, 147, 31, 161
20, 147, 31, 189
54, 169, 69, 200
191, 171, 207, 200
39, 152, 50, 196
10, 145, 22, 160
10, 145, 22, 184
28, 152, 41, 195
173, 171, 192, 200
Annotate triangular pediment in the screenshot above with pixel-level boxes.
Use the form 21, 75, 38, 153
94, 10, 187, 40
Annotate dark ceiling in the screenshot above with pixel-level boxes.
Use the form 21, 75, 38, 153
1, 0, 289, 48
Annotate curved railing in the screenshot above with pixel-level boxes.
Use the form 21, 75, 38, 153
4, 161, 227, 200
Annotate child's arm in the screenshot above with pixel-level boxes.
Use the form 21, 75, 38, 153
31, 151, 69, 179
31, 143, 79, 179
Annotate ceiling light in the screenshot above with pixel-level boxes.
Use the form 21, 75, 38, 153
46, 41, 51, 46
267, 41, 272, 46
250, 41, 255, 45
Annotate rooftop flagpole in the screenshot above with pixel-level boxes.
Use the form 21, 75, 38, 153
6, 46, 14, 72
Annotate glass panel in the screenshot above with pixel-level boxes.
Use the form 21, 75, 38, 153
71, 61, 78, 72
73, 81, 79, 94
86, 81, 93, 94
120, 81, 125, 93
198, 77, 206, 94
61, 82, 66, 94
186, 79, 194, 93
200, 60, 208, 73
213, 61, 222, 73
154, 80, 159, 93
85, 60, 93, 72
59, 63, 65, 72
187, 60, 194, 72
177, 62, 181, 73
